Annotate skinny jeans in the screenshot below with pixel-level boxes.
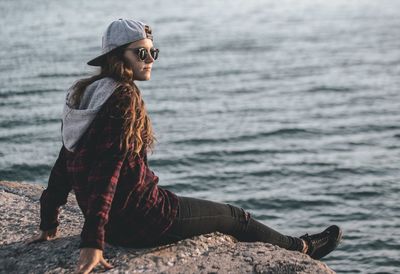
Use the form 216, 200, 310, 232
155, 195, 303, 252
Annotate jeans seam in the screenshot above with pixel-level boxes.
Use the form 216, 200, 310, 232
178, 214, 236, 221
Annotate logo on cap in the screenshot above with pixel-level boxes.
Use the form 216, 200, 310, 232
145, 25, 153, 40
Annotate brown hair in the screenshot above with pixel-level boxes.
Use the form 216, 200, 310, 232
69, 43, 157, 158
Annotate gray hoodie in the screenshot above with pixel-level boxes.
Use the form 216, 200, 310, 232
61, 77, 120, 152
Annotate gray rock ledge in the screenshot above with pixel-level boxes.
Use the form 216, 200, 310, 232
0, 180, 335, 274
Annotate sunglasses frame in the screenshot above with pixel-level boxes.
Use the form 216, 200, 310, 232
125, 47, 159, 61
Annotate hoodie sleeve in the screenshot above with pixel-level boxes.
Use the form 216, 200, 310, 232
79, 91, 130, 251
39, 145, 72, 231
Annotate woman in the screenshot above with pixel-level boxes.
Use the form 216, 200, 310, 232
25, 19, 343, 274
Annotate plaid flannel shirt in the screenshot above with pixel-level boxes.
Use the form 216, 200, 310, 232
39, 88, 179, 251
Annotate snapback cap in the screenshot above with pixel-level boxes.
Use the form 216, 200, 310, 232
87, 18, 153, 66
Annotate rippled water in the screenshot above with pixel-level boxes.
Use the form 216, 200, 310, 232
1, 0, 399, 272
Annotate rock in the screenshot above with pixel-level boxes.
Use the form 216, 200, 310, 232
0, 180, 336, 273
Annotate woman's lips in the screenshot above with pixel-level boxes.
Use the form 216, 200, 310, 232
143, 67, 152, 70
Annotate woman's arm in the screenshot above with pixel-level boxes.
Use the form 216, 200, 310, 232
39, 145, 72, 231
79, 94, 129, 251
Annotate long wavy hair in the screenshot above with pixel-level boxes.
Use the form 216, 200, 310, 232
68, 43, 157, 158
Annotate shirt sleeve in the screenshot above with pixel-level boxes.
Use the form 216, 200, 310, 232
39, 145, 72, 231
79, 92, 130, 251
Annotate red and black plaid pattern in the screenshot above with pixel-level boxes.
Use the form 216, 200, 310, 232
39, 88, 179, 250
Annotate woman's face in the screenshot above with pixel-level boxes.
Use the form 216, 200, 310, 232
123, 38, 155, 81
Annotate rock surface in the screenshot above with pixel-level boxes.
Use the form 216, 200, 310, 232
0, 180, 336, 273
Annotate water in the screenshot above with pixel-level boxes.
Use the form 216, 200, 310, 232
1, 0, 399, 272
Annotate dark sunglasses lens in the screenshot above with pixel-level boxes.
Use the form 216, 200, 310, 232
138, 48, 147, 61
151, 49, 159, 60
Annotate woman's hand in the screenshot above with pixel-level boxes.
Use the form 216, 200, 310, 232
25, 227, 58, 245
74, 247, 114, 274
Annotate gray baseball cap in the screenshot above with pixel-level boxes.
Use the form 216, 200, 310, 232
87, 18, 153, 66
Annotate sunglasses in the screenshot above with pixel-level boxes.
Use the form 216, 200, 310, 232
125, 47, 159, 61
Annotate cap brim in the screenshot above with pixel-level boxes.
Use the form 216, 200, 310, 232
87, 42, 134, 66
87, 53, 108, 66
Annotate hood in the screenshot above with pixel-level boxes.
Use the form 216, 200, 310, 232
61, 77, 120, 152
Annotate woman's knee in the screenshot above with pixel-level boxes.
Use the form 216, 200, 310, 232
221, 203, 252, 239
226, 203, 251, 225
178, 195, 233, 218
174, 196, 253, 238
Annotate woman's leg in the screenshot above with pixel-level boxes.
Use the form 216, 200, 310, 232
155, 195, 304, 252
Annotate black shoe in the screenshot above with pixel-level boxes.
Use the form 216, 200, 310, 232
300, 225, 343, 260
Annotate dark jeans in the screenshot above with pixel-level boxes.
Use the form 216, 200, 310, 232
155, 195, 303, 252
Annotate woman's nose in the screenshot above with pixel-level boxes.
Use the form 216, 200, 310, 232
145, 52, 154, 63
